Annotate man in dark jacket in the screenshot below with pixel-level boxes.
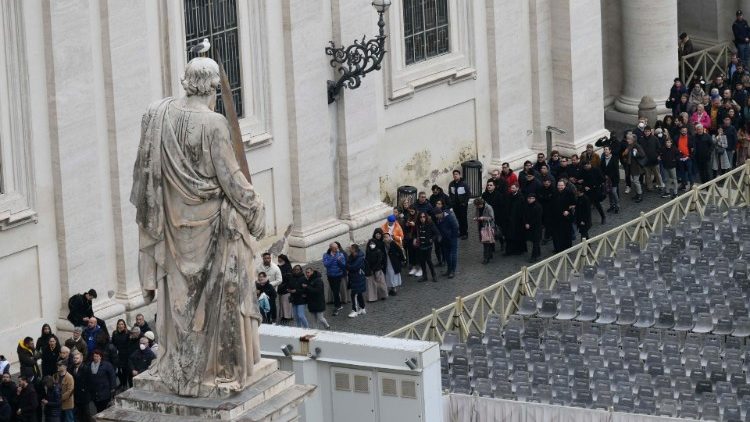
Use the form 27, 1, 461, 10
0, 374, 16, 420
537, 179, 555, 244
668, 78, 687, 116
723, 116, 738, 166
639, 126, 662, 191
129, 337, 156, 378
448, 170, 470, 239
87, 350, 116, 412
733, 10, 750, 66
69, 351, 91, 422
255, 272, 278, 323
434, 208, 459, 278
574, 187, 592, 240
692, 123, 714, 183
579, 161, 606, 225
601, 146, 620, 213
550, 180, 576, 252
302, 269, 329, 329
518, 161, 541, 189
0, 395, 10, 422
14, 376, 37, 422
660, 138, 680, 198
522, 193, 543, 263
413, 191, 434, 215
16, 338, 39, 380
503, 184, 527, 256
66, 289, 97, 328
623, 133, 647, 203
532, 153, 548, 174
428, 185, 451, 209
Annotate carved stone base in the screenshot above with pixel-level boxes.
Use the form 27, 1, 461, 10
94, 359, 315, 421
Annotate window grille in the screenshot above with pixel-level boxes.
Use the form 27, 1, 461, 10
403, 0, 449, 65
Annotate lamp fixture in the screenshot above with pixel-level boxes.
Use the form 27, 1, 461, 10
281, 344, 294, 357
404, 357, 418, 370
325, 0, 391, 103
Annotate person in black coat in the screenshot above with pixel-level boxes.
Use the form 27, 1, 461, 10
579, 161, 606, 224
523, 193, 544, 262
0, 374, 16, 417
17, 338, 40, 380
0, 395, 10, 422
415, 212, 440, 282
87, 350, 116, 413
537, 179, 555, 244
302, 269, 329, 329
255, 272, 278, 324
287, 265, 310, 328
692, 124, 714, 183
428, 185, 451, 209
660, 137, 680, 198
111, 319, 131, 391
128, 337, 156, 378
503, 184, 527, 256
448, 170, 470, 239
481, 180, 504, 248
66, 289, 97, 328
346, 245, 367, 317
36, 324, 58, 355
382, 232, 406, 293
575, 187, 592, 240
550, 180, 576, 253
40, 375, 61, 422
69, 351, 91, 422
15, 376, 37, 422
40, 336, 61, 378
600, 146, 621, 214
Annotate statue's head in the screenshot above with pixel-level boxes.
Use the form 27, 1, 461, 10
181, 57, 220, 98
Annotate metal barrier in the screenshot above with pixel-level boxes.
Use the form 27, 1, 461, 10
386, 163, 750, 343
680, 41, 734, 83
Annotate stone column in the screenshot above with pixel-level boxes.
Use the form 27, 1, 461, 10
329, 0, 390, 240
486, 0, 537, 167
549, 0, 609, 154
615, 0, 678, 115
45, 0, 126, 332
282, 0, 350, 261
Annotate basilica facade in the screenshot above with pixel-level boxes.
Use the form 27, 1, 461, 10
0, 0, 736, 363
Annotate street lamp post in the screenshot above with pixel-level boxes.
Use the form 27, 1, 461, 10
325, 0, 391, 104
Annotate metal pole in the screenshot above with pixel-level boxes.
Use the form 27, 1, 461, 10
546, 129, 552, 158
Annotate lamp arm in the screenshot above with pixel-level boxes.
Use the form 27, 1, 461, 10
326, 12, 388, 103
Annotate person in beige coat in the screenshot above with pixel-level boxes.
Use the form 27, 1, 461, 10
54, 361, 75, 420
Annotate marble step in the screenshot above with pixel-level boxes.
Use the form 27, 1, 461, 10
236, 384, 315, 422
133, 358, 280, 398
97, 384, 315, 422
116, 370, 296, 420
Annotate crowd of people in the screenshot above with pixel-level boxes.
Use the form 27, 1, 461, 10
1, 289, 156, 421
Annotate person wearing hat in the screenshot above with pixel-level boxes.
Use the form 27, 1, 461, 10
734, 10, 750, 66
381, 214, 404, 248
66, 288, 97, 328
522, 193, 543, 263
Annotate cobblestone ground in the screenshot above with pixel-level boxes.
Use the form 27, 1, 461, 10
295, 121, 665, 337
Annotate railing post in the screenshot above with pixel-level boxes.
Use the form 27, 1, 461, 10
691, 183, 702, 215
452, 296, 465, 342
520, 266, 529, 295
428, 309, 439, 343
638, 212, 648, 248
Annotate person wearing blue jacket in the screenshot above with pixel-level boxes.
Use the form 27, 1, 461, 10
434, 208, 459, 279
322, 242, 347, 316
346, 245, 367, 318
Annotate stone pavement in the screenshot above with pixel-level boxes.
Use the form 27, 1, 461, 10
297, 121, 661, 337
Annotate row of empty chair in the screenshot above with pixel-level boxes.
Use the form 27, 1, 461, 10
441, 208, 750, 421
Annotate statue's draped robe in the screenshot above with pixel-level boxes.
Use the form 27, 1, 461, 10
130, 98, 265, 397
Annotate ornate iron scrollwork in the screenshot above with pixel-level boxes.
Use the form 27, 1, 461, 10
326, 12, 388, 104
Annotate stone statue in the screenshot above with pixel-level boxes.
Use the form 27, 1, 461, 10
130, 57, 265, 397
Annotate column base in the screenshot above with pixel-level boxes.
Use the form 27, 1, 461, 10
287, 202, 391, 262
57, 297, 127, 337
552, 128, 611, 157
614, 95, 670, 117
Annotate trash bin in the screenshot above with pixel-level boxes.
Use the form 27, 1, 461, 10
396, 185, 418, 209
461, 160, 483, 198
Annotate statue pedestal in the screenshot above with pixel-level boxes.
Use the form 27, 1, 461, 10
94, 359, 315, 421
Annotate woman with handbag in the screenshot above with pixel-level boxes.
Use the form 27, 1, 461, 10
712, 127, 732, 176
415, 212, 439, 282
473, 198, 496, 265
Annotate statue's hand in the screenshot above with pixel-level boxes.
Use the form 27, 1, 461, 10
143, 290, 156, 305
